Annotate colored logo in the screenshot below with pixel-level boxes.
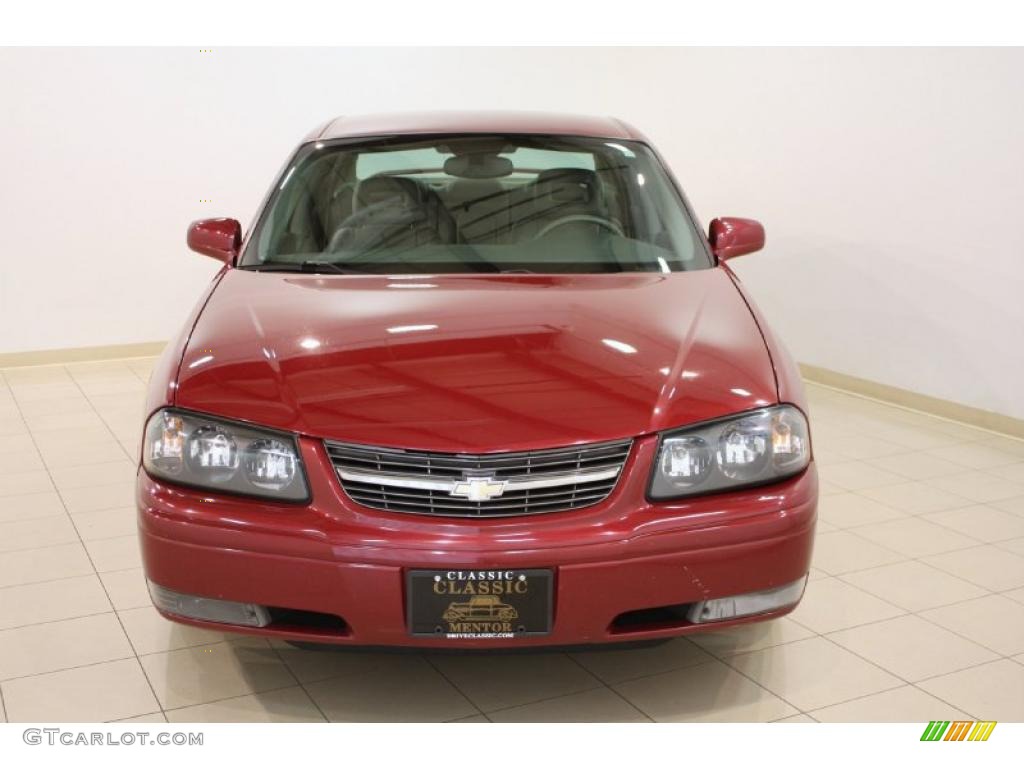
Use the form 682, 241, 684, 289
920, 721, 996, 741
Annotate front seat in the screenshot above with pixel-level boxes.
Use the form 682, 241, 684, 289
328, 176, 455, 252
511, 168, 609, 241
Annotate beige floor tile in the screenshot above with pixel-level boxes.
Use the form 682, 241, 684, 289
988, 495, 1024, 517
809, 685, 970, 722
866, 452, 966, 481
875, 426, 960, 451
490, 686, 648, 722
114, 712, 166, 723
1, 658, 159, 722
304, 655, 476, 722
860, 482, 971, 514
789, 578, 904, 634
72, 506, 137, 541
60, 480, 136, 514
11, 381, 83, 402
989, 463, 1024, 485
820, 462, 906, 492
922, 545, 1024, 592
119, 606, 240, 655
0, 433, 35, 455
0, 450, 44, 475
0, 514, 79, 553
920, 594, 1024, 656
929, 471, 1024, 503
0, 471, 54, 498
140, 641, 295, 709
613, 659, 797, 722
853, 517, 980, 558
816, 492, 906, 529
728, 636, 902, 711
0, 491, 66, 524
428, 652, 601, 712
569, 638, 713, 684
918, 659, 1024, 720
774, 713, 817, 722
0, 574, 112, 630
978, 435, 1024, 458
32, 425, 115, 450
924, 505, 1024, 543
828, 615, 997, 682
0, 613, 133, 679
24, 409, 107, 433
1000, 537, 1024, 558
270, 643, 430, 685
813, 530, 906, 575
1003, 587, 1024, 605
50, 460, 136, 492
16, 395, 93, 419
840, 560, 988, 612
39, 440, 131, 469
166, 686, 325, 723
689, 616, 815, 658
1, 367, 71, 385
926, 443, 1023, 470
99, 568, 151, 610
0, 415, 29, 437
85, 534, 142, 572
0, 542, 94, 589
824, 434, 907, 460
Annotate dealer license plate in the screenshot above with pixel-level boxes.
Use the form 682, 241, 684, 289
407, 568, 553, 639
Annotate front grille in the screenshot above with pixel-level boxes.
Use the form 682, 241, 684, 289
324, 438, 632, 518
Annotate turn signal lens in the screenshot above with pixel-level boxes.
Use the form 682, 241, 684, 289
148, 412, 185, 475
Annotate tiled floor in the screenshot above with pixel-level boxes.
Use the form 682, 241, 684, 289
1, 357, 1024, 722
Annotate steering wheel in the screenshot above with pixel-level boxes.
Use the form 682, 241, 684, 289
534, 215, 624, 240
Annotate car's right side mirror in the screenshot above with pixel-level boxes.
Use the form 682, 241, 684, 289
708, 217, 765, 261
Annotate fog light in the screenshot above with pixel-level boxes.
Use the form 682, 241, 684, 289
686, 575, 807, 623
148, 581, 271, 627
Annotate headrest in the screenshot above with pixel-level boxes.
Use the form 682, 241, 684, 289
355, 176, 424, 210
534, 168, 598, 203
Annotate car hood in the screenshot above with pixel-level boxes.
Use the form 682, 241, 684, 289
175, 269, 777, 452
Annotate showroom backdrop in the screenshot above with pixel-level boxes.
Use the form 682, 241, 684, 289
1, 47, 1022, 420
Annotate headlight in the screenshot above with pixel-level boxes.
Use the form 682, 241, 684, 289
143, 409, 308, 501
649, 405, 810, 500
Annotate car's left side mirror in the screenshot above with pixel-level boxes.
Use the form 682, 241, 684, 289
187, 218, 241, 264
709, 217, 765, 261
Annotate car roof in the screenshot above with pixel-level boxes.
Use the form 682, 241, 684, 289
306, 111, 647, 143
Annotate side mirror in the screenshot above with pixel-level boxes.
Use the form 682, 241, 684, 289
709, 217, 765, 261
187, 218, 241, 264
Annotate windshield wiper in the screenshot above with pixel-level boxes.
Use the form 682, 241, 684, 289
242, 261, 367, 275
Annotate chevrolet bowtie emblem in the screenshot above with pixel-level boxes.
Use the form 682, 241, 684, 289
450, 476, 507, 502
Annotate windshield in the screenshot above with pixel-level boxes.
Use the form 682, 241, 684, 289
242, 134, 711, 274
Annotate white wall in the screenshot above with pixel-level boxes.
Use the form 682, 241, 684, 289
2, 48, 1022, 418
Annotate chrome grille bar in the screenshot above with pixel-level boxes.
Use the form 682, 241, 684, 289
324, 438, 632, 518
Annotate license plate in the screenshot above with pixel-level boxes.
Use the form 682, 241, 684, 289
407, 569, 553, 638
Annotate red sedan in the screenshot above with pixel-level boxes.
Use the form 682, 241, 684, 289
138, 112, 816, 648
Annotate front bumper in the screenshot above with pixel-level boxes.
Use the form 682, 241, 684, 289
137, 435, 816, 648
